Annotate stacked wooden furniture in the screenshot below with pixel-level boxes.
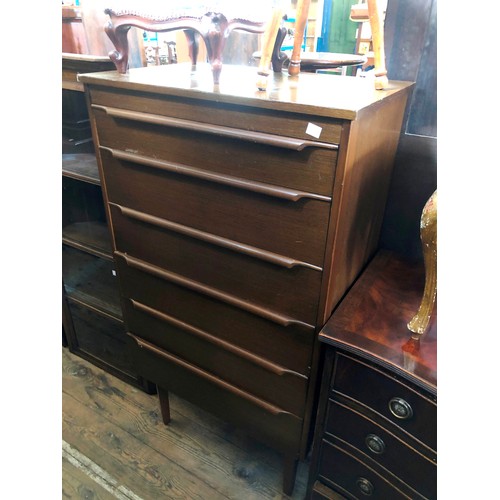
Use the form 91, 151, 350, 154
62, 54, 155, 394
79, 63, 412, 495
307, 251, 437, 499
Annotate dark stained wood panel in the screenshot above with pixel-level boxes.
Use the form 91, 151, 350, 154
82, 62, 412, 494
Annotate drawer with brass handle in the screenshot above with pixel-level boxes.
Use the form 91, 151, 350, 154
331, 352, 437, 451
317, 438, 421, 499
325, 399, 436, 498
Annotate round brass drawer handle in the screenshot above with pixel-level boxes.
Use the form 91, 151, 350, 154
356, 477, 374, 496
365, 434, 386, 454
388, 397, 413, 420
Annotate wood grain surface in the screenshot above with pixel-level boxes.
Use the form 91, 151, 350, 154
62, 347, 311, 499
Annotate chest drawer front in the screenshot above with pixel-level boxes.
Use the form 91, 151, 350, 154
93, 107, 338, 197
110, 203, 322, 325
123, 300, 308, 416
332, 354, 437, 451
129, 332, 304, 455
325, 399, 436, 498
114, 252, 315, 375
318, 439, 412, 499
101, 150, 330, 267
90, 87, 343, 147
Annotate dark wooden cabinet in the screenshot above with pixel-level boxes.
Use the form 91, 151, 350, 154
62, 54, 155, 394
307, 251, 437, 499
79, 63, 412, 495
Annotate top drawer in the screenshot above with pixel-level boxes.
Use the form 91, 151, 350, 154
89, 93, 339, 197
90, 87, 343, 144
332, 353, 437, 452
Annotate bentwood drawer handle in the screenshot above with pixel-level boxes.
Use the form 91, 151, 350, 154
110, 203, 322, 272
93, 104, 339, 151
127, 332, 300, 417
117, 251, 315, 332
356, 477, 374, 496
365, 434, 386, 455
130, 298, 308, 381
388, 397, 414, 420
101, 147, 331, 203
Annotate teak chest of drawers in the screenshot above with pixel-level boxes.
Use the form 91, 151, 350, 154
79, 63, 412, 495
307, 251, 437, 499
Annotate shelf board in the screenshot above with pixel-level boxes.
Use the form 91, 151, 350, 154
65, 288, 122, 321
62, 153, 100, 185
63, 221, 113, 260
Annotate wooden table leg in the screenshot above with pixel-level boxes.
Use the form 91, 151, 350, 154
158, 387, 171, 425
288, 0, 311, 76
367, 0, 388, 89
104, 21, 131, 74
183, 29, 199, 70
256, 8, 284, 90
283, 455, 299, 496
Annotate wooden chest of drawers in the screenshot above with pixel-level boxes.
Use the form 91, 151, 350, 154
307, 251, 437, 499
79, 64, 412, 495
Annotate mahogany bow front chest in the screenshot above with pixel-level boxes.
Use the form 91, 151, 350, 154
79, 63, 412, 495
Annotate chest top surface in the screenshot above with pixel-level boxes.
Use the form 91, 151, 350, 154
320, 250, 437, 394
78, 63, 413, 120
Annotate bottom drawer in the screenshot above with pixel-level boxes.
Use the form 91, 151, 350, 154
66, 299, 134, 379
318, 439, 416, 499
124, 299, 308, 416
128, 333, 304, 455
325, 399, 436, 497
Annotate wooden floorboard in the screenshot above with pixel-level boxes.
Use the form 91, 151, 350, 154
62, 347, 311, 499
62, 455, 118, 500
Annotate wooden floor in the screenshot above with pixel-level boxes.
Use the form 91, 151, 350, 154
62, 347, 314, 500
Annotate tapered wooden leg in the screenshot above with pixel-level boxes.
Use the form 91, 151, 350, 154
367, 0, 388, 89
288, 0, 311, 76
158, 387, 171, 425
283, 455, 299, 496
256, 7, 284, 90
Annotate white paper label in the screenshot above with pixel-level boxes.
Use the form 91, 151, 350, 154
306, 122, 322, 139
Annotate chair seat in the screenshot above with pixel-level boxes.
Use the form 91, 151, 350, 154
104, 0, 287, 85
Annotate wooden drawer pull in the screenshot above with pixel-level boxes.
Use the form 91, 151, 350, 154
93, 104, 339, 151
117, 251, 315, 332
101, 147, 331, 203
127, 332, 300, 417
111, 203, 322, 272
130, 298, 308, 380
